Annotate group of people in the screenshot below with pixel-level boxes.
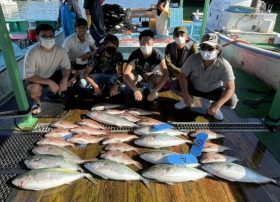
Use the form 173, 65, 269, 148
23, 13, 238, 120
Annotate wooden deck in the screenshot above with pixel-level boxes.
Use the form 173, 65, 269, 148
5, 97, 280, 202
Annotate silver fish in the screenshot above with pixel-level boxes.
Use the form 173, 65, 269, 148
119, 112, 141, 123
140, 150, 178, 164
102, 134, 138, 144
12, 168, 95, 190
45, 128, 72, 138
67, 134, 104, 144
137, 117, 164, 126
134, 134, 191, 148
200, 153, 239, 164
201, 162, 279, 185
32, 145, 89, 164
127, 108, 156, 116
76, 119, 107, 130
105, 109, 126, 115
51, 120, 78, 129
37, 137, 75, 148
100, 151, 142, 169
91, 104, 122, 111
24, 155, 83, 172
104, 143, 141, 153
142, 164, 208, 184
70, 126, 108, 135
188, 130, 224, 140
86, 111, 138, 127
134, 126, 184, 136
203, 142, 230, 153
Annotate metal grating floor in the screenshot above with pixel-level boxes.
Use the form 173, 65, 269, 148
0, 132, 44, 169
0, 173, 16, 202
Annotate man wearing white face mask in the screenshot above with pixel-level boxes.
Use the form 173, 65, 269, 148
123, 29, 169, 104
23, 24, 71, 114
176, 33, 238, 121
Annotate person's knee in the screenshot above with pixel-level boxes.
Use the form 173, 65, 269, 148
225, 93, 238, 109
27, 84, 42, 98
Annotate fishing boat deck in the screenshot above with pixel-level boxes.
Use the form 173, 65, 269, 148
1, 96, 280, 202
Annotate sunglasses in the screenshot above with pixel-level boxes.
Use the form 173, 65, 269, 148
200, 44, 215, 51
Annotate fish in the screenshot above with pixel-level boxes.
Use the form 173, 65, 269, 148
12, 168, 95, 190
200, 153, 239, 164
24, 154, 83, 172
67, 134, 104, 144
134, 134, 191, 148
203, 142, 230, 153
70, 126, 108, 135
104, 143, 141, 154
32, 145, 89, 164
140, 150, 178, 164
100, 151, 142, 169
134, 126, 184, 136
84, 160, 148, 185
126, 108, 156, 116
105, 109, 126, 115
76, 119, 107, 130
86, 111, 138, 127
51, 120, 78, 129
37, 137, 75, 148
188, 130, 224, 140
91, 104, 122, 111
102, 134, 138, 144
119, 112, 141, 123
137, 117, 164, 126
142, 164, 208, 184
201, 162, 279, 185
45, 128, 72, 138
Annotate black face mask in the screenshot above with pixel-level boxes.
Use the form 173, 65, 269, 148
105, 46, 117, 55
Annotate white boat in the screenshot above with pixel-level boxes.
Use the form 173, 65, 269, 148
206, 0, 280, 89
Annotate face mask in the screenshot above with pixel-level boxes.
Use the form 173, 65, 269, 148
175, 36, 186, 45
140, 46, 153, 55
200, 50, 218, 61
105, 46, 117, 55
40, 37, 55, 49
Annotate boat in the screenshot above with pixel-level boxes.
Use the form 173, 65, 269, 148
206, 0, 280, 90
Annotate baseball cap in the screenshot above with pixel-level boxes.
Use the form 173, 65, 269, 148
173, 26, 187, 35
201, 33, 220, 47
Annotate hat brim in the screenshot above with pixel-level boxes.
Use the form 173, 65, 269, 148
202, 41, 218, 47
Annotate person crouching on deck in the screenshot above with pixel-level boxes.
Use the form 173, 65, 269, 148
23, 24, 71, 115
176, 33, 238, 121
123, 29, 169, 103
83, 34, 124, 97
63, 17, 95, 87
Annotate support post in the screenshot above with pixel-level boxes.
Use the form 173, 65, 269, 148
179, 0, 184, 8
0, 5, 37, 129
264, 82, 280, 127
200, 0, 210, 41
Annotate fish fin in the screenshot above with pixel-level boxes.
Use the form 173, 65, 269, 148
272, 177, 280, 187
141, 177, 152, 192
134, 161, 143, 169
85, 174, 97, 184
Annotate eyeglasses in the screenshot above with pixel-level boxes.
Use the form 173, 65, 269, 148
200, 44, 215, 51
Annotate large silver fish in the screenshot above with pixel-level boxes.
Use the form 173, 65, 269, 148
126, 108, 156, 116
137, 117, 164, 126
104, 143, 141, 154
201, 162, 279, 185
12, 168, 95, 190
24, 155, 83, 172
140, 150, 178, 164
100, 151, 142, 169
119, 112, 141, 123
32, 145, 90, 164
134, 126, 184, 136
84, 160, 148, 184
200, 153, 239, 164
91, 104, 122, 111
134, 134, 191, 148
142, 164, 208, 184
86, 111, 138, 127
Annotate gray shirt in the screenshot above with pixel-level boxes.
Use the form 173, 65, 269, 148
181, 53, 235, 92
23, 44, 71, 79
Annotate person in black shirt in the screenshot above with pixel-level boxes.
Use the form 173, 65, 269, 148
123, 29, 169, 102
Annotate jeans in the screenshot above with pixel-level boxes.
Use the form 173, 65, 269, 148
90, 73, 117, 95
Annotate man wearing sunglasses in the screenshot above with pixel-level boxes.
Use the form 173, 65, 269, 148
176, 33, 238, 120
23, 24, 71, 114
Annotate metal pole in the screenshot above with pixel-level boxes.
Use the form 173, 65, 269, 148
200, 0, 210, 41
264, 82, 280, 127
0, 5, 37, 128
179, 0, 184, 8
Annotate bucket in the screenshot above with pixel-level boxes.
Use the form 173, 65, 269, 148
28, 27, 37, 42
260, 19, 274, 33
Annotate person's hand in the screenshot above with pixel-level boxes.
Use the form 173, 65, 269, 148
163, 9, 171, 17
59, 78, 68, 93
110, 84, 119, 97
208, 102, 221, 116
182, 94, 193, 107
147, 90, 158, 102
48, 80, 59, 94
80, 53, 90, 61
67, 77, 76, 87
86, 15, 91, 28
93, 86, 102, 95
134, 89, 143, 101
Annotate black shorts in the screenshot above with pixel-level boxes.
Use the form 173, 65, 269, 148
71, 62, 87, 70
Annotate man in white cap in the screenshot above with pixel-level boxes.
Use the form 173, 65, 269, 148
175, 33, 238, 120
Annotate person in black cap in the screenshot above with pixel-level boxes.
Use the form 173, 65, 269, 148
175, 33, 238, 121
123, 29, 169, 102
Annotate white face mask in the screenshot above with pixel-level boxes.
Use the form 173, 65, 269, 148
40, 37, 55, 49
175, 36, 186, 46
200, 50, 218, 61
140, 46, 153, 55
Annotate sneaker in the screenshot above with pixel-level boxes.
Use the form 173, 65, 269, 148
212, 110, 224, 121
174, 99, 188, 109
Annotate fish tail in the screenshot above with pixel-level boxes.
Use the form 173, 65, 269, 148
141, 177, 152, 192
272, 178, 280, 187
134, 161, 143, 169
84, 174, 97, 184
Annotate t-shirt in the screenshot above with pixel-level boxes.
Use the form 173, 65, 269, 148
181, 53, 235, 92
91, 47, 123, 74
127, 48, 164, 77
23, 44, 71, 79
63, 33, 95, 62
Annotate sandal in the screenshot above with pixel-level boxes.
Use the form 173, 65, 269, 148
31, 103, 42, 115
